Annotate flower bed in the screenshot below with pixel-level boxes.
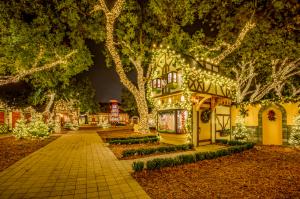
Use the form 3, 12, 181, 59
132, 142, 255, 171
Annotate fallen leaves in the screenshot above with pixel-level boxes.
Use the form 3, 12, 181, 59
133, 146, 300, 199
0, 136, 59, 172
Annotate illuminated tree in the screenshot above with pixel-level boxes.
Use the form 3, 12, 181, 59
0, 0, 101, 110
232, 58, 300, 104
91, 0, 164, 133
150, 0, 300, 103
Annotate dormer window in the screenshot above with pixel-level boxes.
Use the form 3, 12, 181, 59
152, 78, 161, 88
167, 71, 177, 84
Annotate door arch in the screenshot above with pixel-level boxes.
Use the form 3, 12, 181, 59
258, 104, 287, 145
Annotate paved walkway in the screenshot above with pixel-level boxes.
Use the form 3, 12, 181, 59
121, 144, 228, 171
0, 130, 150, 199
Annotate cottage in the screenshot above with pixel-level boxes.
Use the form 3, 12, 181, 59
148, 47, 299, 146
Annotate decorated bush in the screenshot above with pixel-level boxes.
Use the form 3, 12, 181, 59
13, 118, 30, 139
64, 122, 79, 130
27, 117, 50, 138
232, 116, 250, 141
48, 119, 61, 133
288, 115, 300, 146
13, 116, 51, 139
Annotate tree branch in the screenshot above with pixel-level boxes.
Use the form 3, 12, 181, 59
0, 50, 77, 86
190, 18, 256, 65
92, 0, 139, 96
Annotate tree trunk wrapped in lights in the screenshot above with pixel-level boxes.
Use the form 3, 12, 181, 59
43, 92, 56, 123
92, 0, 150, 133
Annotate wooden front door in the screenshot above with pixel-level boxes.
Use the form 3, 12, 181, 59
197, 109, 211, 145
12, 112, 21, 128
262, 107, 282, 145
0, 111, 4, 124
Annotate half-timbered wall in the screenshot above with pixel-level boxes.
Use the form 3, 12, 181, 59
188, 78, 234, 98
215, 106, 231, 140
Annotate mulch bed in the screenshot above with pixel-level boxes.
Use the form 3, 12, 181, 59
133, 146, 300, 199
0, 135, 60, 172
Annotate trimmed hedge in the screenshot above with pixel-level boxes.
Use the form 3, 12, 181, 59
216, 139, 249, 146
132, 161, 144, 172
107, 135, 157, 142
132, 141, 255, 171
122, 143, 193, 157
109, 137, 159, 145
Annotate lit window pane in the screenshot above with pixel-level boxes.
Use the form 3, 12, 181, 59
152, 80, 156, 88
173, 72, 177, 82
157, 79, 161, 88
168, 73, 172, 83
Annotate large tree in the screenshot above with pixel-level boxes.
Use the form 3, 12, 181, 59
0, 0, 104, 112
150, 0, 300, 102
91, 0, 168, 133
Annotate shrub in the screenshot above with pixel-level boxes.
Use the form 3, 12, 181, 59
195, 152, 205, 161
132, 161, 144, 172
178, 154, 196, 164
0, 124, 10, 135
108, 135, 157, 141
288, 115, 300, 146
133, 142, 255, 171
122, 144, 193, 157
109, 137, 159, 145
13, 117, 51, 139
232, 116, 250, 141
122, 149, 136, 157
228, 140, 246, 146
13, 118, 30, 139
28, 118, 50, 138
216, 139, 228, 145
64, 122, 79, 130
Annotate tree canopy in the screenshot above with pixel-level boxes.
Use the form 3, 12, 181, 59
149, 0, 300, 101
0, 0, 105, 108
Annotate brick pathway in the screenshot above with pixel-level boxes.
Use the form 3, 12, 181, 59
0, 130, 150, 199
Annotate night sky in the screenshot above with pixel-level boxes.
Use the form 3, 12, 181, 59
84, 41, 123, 103
84, 41, 138, 103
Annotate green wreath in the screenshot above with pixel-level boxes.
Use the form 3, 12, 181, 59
201, 109, 211, 123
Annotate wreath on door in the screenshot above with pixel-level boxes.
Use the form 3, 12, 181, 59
268, 110, 276, 121
201, 109, 211, 123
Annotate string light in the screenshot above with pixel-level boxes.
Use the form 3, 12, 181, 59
93, 0, 150, 133
147, 47, 236, 143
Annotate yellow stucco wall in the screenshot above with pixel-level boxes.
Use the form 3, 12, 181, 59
282, 102, 300, 125
231, 102, 299, 127
231, 104, 261, 126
